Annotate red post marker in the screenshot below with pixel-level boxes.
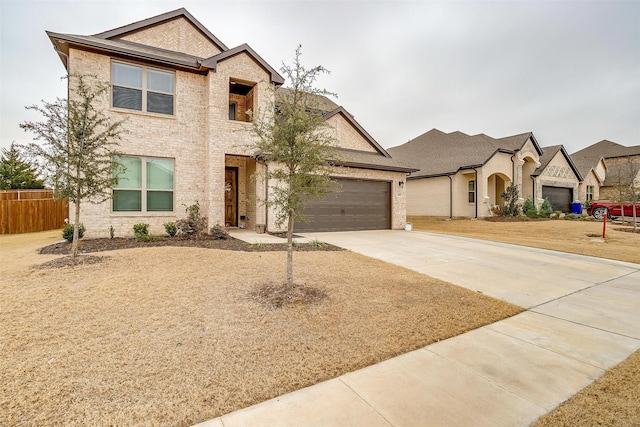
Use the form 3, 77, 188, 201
602, 214, 607, 239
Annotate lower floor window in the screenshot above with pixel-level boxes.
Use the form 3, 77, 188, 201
468, 180, 476, 203
113, 156, 174, 212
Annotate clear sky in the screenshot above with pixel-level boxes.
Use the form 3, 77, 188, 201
1, 0, 639, 154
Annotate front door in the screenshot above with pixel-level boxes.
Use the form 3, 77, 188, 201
225, 167, 238, 226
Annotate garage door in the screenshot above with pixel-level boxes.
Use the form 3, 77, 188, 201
542, 186, 572, 213
294, 179, 391, 232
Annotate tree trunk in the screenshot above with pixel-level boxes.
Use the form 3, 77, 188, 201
286, 210, 294, 290
71, 198, 80, 258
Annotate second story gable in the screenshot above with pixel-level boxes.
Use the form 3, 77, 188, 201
94, 8, 227, 58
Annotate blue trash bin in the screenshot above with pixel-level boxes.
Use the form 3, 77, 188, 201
571, 202, 583, 214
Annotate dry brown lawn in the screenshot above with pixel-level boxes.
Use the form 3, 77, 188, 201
533, 349, 640, 427
409, 216, 640, 264
0, 230, 521, 426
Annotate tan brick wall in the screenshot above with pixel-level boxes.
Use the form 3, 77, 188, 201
324, 114, 379, 153
65, 44, 406, 237
68, 48, 209, 238
120, 17, 223, 58
206, 52, 275, 228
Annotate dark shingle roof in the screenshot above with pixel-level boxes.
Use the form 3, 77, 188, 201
331, 149, 417, 173
387, 129, 536, 178
570, 140, 640, 182
572, 140, 640, 160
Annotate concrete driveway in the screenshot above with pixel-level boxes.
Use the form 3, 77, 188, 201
198, 230, 640, 427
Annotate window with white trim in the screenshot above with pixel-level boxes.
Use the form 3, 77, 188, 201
111, 62, 175, 115
468, 180, 476, 203
112, 156, 174, 212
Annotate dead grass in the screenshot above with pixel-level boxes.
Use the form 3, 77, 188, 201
532, 349, 640, 427
0, 230, 521, 426
409, 216, 640, 264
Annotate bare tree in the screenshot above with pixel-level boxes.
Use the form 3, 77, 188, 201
21, 75, 125, 257
251, 46, 339, 290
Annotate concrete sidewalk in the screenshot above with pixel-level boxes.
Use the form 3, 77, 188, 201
196, 230, 640, 427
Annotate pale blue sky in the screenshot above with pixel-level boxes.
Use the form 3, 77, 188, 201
1, 0, 639, 153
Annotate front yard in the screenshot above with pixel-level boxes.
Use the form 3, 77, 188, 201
409, 216, 640, 264
0, 231, 521, 426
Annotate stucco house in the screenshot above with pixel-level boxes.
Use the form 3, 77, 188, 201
387, 129, 581, 218
571, 140, 640, 202
47, 8, 414, 237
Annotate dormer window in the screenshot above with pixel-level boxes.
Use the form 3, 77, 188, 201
112, 61, 175, 115
229, 79, 255, 122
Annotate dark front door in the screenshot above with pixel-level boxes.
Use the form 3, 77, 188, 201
225, 167, 238, 226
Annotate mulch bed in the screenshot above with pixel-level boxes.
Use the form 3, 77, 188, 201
39, 235, 344, 256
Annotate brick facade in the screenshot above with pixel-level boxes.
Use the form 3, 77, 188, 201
59, 12, 409, 237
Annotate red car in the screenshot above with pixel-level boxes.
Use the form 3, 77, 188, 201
587, 200, 639, 220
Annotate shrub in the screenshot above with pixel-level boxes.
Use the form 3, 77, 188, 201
539, 199, 553, 217
500, 185, 520, 216
62, 223, 85, 243
210, 223, 229, 240
525, 209, 539, 218
164, 221, 177, 237
523, 198, 535, 214
176, 201, 208, 237
109, 225, 115, 239
133, 223, 150, 241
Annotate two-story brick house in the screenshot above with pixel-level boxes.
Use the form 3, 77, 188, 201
47, 8, 414, 237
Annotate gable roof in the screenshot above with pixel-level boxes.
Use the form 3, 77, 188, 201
271, 88, 415, 173
47, 9, 284, 84
200, 44, 284, 85
94, 8, 228, 52
387, 129, 538, 178
570, 140, 639, 184
533, 145, 583, 181
572, 140, 640, 160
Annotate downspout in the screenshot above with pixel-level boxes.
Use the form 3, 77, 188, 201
510, 154, 516, 183
448, 175, 453, 219
472, 167, 478, 219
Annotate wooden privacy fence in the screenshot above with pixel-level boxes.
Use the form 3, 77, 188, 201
0, 190, 68, 234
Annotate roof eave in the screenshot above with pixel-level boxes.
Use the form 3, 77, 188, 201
322, 107, 391, 158
200, 44, 284, 85
47, 32, 203, 72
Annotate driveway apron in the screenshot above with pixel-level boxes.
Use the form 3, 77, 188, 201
197, 230, 640, 427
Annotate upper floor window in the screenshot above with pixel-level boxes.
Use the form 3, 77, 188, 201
586, 185, 594, 202
229, 79, 255, 122
112, 62, 175, 115
112, 156, 174, 212
468, 180, 476, 203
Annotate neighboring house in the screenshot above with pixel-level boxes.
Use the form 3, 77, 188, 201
47, 8, 415, 237
532, 145, 582, 213
387, 129, 581, 218
571, 140, 640, 202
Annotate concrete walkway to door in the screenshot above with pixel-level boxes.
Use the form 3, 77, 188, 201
196, 230, 640, 427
